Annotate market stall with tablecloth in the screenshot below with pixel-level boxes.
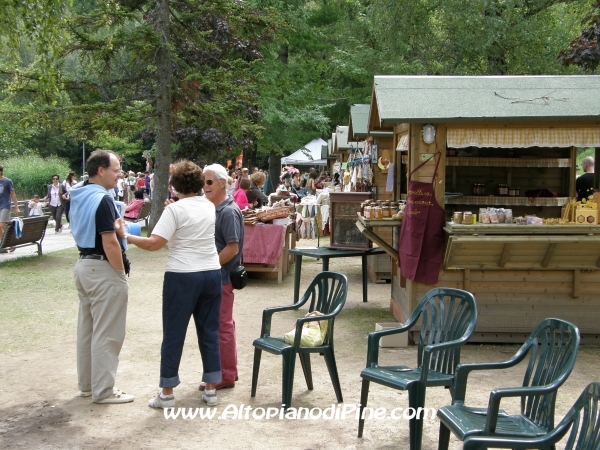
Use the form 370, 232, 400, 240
242, 222, 295, 283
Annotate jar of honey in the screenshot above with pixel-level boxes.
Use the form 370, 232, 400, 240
364, 206, 372, 219
382, 206, 391, 218
373, 206, 383, 220
453, 212, 463, 224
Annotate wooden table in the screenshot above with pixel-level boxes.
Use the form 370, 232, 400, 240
243, 223, 295, 284
289, 247, 386, 303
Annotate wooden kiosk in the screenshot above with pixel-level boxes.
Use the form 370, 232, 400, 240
362, 75, 600, 342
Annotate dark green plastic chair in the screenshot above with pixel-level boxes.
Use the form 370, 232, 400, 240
251, 271, 348, 409
437, 318, 580, 450
358, 288, 478, 450
462, 382, 600, 450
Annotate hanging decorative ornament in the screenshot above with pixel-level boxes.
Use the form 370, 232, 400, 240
378, 157, 390, 172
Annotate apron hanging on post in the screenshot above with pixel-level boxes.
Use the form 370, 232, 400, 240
399, 152, 446, 284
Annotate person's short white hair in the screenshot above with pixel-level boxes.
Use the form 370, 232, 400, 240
204, 163, 228, 182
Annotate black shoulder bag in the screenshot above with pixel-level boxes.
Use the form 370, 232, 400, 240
229, 265, 248, 290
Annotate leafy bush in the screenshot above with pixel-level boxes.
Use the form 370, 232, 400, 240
1, 155, 73, 199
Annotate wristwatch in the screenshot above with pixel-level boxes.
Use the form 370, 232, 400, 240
123, 234, 130, 242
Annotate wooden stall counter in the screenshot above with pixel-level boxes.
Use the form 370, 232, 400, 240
242, 222, 295, 284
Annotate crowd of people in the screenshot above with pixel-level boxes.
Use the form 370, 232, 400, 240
0, 155, 331, 405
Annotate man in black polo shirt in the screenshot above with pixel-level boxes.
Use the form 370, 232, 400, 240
199, 163, 244, 390
70, 149, 133, 404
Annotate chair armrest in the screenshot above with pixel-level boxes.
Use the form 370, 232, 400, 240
452, 348, 530, 403
260, 304, 301, 337
260, 289, 313, 337
463, 420, 572, 450
365, 321, 415, 367
420, 337, 471, 381
485, 384, 561, 433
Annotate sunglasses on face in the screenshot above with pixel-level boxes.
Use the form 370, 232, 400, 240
205, 180, 215, 185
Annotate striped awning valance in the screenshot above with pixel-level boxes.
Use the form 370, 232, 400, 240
447, 128, 600, 149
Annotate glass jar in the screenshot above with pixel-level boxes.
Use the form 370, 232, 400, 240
509, 187, 519, 196
373, 206, 382, 220
453, 212, 463, 224
382, 206, 391, 218
364, 206, 372, 219
463, 211, 472, 224
497, 184, 508, 196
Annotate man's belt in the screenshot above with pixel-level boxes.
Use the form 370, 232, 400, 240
79, 254, 107, 260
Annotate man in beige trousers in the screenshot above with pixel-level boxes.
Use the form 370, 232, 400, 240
70, 149, 133, 404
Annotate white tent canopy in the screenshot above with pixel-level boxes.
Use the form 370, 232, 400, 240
281, 138, 328, 166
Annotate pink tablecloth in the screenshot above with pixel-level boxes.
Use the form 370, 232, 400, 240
242, 224, 287, 265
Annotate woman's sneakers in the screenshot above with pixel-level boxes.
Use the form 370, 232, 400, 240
202, 389, 217, 407
148, 392, 175, 409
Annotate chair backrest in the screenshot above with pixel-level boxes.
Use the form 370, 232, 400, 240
518, 318, 580, 431
410, 288, 477, 375
302, 271, 348, 345
560, 382, 600, 450
137, 201, 152, 220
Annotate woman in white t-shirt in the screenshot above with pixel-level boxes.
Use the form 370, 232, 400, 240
117, 161, 222, 409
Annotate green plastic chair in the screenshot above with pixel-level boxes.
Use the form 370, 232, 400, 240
358, 288, 478, 450
437, 318, 580, 450
462, 382, 600, 450
251, 271, 348, 409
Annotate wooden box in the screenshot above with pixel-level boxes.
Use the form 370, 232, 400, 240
575, 207, 598, 225
329, 192, 373, 249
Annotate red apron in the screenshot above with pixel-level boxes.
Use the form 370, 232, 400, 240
399, 153, 446, 284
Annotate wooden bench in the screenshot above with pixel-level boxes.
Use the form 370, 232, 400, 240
0, 215, 50, 255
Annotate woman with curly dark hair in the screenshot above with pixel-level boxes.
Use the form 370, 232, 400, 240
116, 161, 222, 409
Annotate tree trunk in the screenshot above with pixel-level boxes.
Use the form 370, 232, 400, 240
148, 0, 172, 234
267, 153, 280, 195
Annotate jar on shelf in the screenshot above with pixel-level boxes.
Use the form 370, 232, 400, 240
509, 187, 519, 196
473, 183, 485, 196
373, 206, 382, 220
452, 212, 463, 224
463, 211, 473, 224
496, 184, 508, 196
382, 206, 391, 218
364, 206, 372, 219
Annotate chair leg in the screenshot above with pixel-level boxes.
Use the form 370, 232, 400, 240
438, 422, 451, 450
251, 348, 262, 397
322, 348, 343, 403
298, 353, 313, 390
282, 351, 296, 409
358, 378, 370, 437
408, 382, 426, 450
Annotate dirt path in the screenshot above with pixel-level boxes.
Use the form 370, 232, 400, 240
1, 242, 598, 449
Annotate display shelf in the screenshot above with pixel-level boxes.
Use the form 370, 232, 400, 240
444, 196, 569, 207
356, 212, 402, 228
445, 157, 571, 167
444, 222, 600, 235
